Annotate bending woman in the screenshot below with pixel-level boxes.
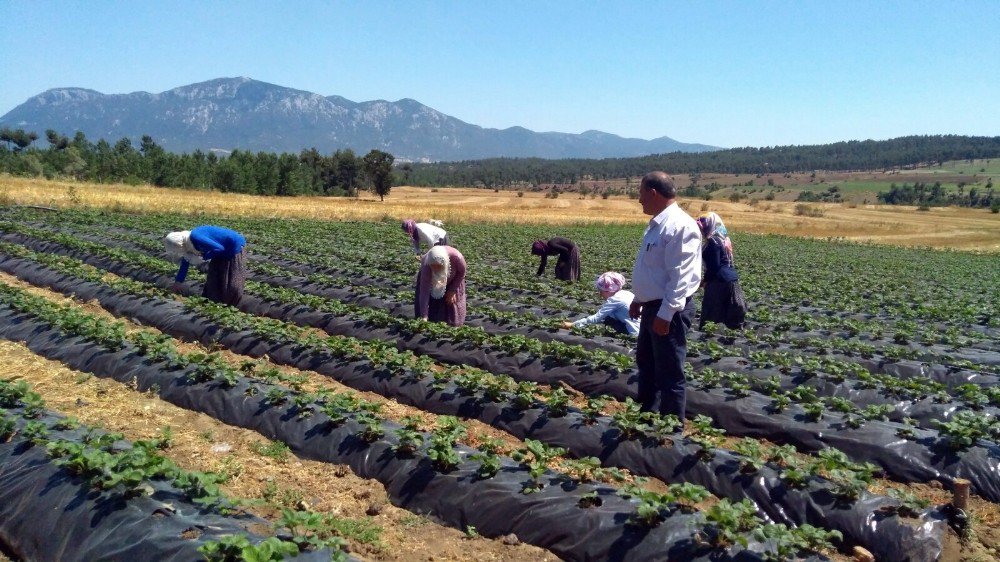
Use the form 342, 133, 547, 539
562, 272, 639, 336
415, 245, 467, 327
402, 219, 449, 257
531, 237, 580, 282
696, 212, 745, 329
164, 225, 247, 306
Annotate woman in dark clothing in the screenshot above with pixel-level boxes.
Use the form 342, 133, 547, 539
531, 237, 581, 282
164, 225, 247, 306
696, 213, 745, 329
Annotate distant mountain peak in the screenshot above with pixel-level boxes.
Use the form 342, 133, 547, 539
33, 87, 105, 105
0, 77, 721, 160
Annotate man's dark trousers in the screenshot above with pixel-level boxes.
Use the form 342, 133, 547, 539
636, 297, 695, 421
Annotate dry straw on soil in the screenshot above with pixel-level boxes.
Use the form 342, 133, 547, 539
3, 175, 999, 251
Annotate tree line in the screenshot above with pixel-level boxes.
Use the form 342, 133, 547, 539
877, 181, 997, 211
0, 128, 395, 199
3, 128, 998, 207
405, 135, 1000, 187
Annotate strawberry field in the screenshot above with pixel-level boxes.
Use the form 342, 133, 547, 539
0, 205, 998, 561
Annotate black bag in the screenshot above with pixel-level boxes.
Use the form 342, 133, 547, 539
726, 280, 748, 328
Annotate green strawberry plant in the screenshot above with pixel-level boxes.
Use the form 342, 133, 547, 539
469, 437, 504, 479
513, 439, 566, 494
392, 416, 425, 457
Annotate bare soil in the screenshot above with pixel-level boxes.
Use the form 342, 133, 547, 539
0, 339, 557, 561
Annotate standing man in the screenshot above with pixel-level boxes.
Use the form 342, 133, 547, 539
628, 171, 702, 422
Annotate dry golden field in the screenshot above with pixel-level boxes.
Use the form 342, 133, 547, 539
2, 175, 999, 251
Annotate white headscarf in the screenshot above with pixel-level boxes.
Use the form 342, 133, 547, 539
163, 231, 203, 264
424, 245, 450, 299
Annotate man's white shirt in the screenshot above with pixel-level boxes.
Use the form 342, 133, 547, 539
631, 202, 702, 322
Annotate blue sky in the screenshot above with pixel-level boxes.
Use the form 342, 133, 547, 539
1, 1, 997, 148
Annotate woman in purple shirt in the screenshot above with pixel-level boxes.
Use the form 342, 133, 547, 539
415, 245, 467, 327
164, 225, 247, 306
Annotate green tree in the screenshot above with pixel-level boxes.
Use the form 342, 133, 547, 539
62, 147, 87, 179
362, 149, 395, 201
45, 129, 70, 150
332, 149, 361, 196
140, 135, 169, 185
0, 128, 38, 151
113, 137, 144, 182
298, 148, 324, 194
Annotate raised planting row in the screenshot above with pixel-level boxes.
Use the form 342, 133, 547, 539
0, 335, 576, 562
5, 232, 995, 486
15, 211, 1000, 400
0, 379, 347, 562
3, 228, 996, 435
26, 216, 999, 377
0, 281, 853, 562
75, 216, 1000, 351
0, 258, 958, 562
7, 207, 998, 344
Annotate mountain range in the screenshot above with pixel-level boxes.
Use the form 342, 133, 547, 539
0, 77, 720, 161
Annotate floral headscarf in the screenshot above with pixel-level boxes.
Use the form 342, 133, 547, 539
697, 212, 734, 261
401, 219, 417, 236
594, 271, 626, 293
424, 246, 451, 299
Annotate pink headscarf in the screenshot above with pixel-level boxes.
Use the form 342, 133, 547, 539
531, 240, 549, 255
594, 271, 626, 293
401, 219, 417, 235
